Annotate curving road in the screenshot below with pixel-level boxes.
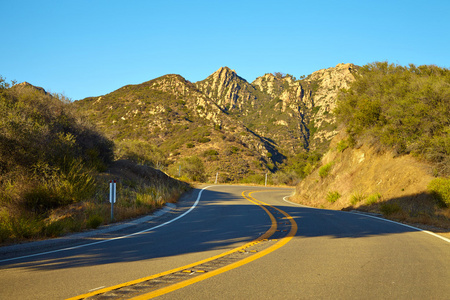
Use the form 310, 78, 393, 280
0, 185, 449, 299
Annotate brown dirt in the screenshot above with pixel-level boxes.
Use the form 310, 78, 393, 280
293, 132, 450, 237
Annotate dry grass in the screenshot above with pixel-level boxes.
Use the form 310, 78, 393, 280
0, 160, 191, 245
293, 132, 450, 234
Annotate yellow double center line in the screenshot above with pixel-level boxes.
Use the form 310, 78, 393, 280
68, 190, 297, 300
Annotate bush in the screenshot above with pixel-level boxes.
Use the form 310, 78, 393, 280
179, 156, 206, 182
350, 192, 365, 205
43, 219, 67, 237
0, 82, 113, 212
203, 149, 219, 156
336, 139, 349, 152
198, 137, 211, 143
335, 62, 450, 176
271, 170, 299, 186
366, 193, 382, 205
319, 162, 334, 178
87, 214, 103, 229
241, 174, 265, 185
428, 177, 450, 207
380, 203, 402, 215
326, 191, 341, 203
117, 139, 166, 167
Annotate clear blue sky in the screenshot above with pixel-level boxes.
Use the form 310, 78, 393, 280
2, 0, 449, 100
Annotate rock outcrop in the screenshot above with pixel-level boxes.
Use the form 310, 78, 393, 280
73, 63, 357, 180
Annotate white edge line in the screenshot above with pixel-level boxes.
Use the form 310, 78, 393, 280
282, 195, 450, 244
0, 186, 213, 263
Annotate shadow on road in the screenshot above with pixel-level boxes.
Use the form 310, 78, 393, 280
0, 186, 425, 271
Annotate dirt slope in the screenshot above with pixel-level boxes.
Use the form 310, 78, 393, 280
293, 132, 450, 235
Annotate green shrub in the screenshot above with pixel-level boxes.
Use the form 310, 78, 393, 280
350, 192, 365, 205
335, 62, 450, 176
10, 215, 43, 239
241, 174, 265, 185
336, 139, 349, 152
0, 212, 12, 243
230, 146, 240, 153
87, 214, 103, 229
179, 156, 206, 182
326, 191, 341, 203
117, 139, 166, 167
428, 177, 450, 207
203, 149, 219, 156
198, 137, 211, 143
43, 219, 67, 237
379, 203, 402, 215
319, 162, 334, 178
366, 193, 381, 205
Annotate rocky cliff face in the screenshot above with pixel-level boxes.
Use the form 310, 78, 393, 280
195, 63, 358, 153
195, 67, 257, 112
304, 63, 357, 147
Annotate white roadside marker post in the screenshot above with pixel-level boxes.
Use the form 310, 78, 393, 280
109, 180, 116, 221
215, 172, 219, 184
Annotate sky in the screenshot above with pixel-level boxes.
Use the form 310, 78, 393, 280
2, 0, 449, 100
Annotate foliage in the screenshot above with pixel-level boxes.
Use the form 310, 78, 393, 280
428, 177, 450, 207
178, 156, 206, 182
326, 191, 341, 203
0, 82, 114, 211
0, 80, 190, 244
319, 162, 334, 178
379, 203, 402, 215
336, 139, 349, 152
281, 151, 322, 179
198, 137, 211, 143
366, 193, 382, 205
87, 214, 103, 229
271, 170, 299, 186
240, 174, 265, 185
335, 62, 450, 175
350, 192, 365, 205
116, 139, 166, 167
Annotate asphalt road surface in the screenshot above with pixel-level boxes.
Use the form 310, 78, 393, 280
0, 185, 448, 299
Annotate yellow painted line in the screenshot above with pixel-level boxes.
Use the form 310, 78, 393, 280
129, 191, 297, 300
68, 190, 296, 300
66, 190, 278, 300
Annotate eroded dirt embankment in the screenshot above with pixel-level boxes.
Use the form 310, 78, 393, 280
293, 133, 450, 236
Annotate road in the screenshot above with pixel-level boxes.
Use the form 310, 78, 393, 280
0, 185, 449, 299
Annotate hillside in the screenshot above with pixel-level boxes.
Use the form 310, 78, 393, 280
293, 132, 450, 234
73, 64, 358, 183
0, 78, 189, 244
293, 62, 450, 232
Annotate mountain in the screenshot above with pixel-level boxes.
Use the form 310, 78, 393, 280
73, 64, 357, 182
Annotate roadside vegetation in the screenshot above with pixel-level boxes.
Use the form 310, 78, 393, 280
335, 62, 450, 177
335, 62, 450, 211
295, 62, 450, 232
0, 78, 190, 245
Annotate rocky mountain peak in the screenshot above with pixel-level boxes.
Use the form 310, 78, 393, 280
74, 63, 359, 180
195, 67, 255, 111
11, 81, 48, 95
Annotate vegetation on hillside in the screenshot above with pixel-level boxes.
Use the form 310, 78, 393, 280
294, 62, 450, 232
335, 62, 450, 176
73, 67, 348, 185
0, 78, 189, 244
